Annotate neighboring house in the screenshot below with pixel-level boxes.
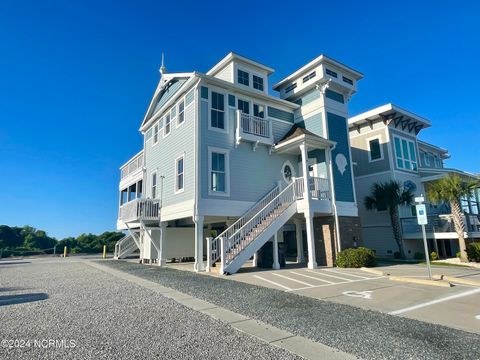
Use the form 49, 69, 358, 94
115, 52, 364, 274
349, 103, 480, 258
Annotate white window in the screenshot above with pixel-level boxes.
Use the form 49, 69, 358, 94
237, 69, 249, 86
153, 123, 159, 144
208, 147, 230, 196
238, 99, 250, 114
434, 155, 442, 168
177, 99, 185, 127
175, 155, 184, 193
151, 172, 157, 198
393, 136, 417, 171
210, 91, 225, 131
253, 75, 264, 91
253, 104, 265, 118
164, 114, 171, 137
281, 161, 295, 183
424, 152, 431, 166
368, 137, 383, 162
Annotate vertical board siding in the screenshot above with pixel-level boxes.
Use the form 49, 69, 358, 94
145, 98, 196, 208
327, 112, 355, 202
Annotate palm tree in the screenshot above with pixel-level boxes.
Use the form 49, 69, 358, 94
426, 174, 477, 262
365, 181, 415, 259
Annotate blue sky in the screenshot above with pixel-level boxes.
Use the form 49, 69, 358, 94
0, 0, 479, 239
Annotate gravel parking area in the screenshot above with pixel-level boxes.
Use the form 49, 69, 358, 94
101, 260, 480, 360
0, 260, 301, 360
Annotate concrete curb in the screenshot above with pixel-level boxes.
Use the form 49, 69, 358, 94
360, 267, 384, 276
389, 276, 452, 287
85, 261, 358, 360
432, 275, 480, 287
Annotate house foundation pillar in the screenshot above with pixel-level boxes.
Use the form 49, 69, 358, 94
305, 212, 317, 269
194, 215, 205, 272
294, 218, 305, 263
272, 234, 280, 270
158, 222, 167, 266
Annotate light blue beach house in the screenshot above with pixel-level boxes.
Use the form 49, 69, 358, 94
115, 52, 363, 274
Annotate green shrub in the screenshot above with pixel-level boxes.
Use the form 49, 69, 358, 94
456, 251, 462, 258
466, 242, 480, 262
430, 252, 438, 260
414, 252, 424, 260
393, 251, 401, 259
336, 247, 377, 268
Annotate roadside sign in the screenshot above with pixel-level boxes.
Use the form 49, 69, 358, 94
416, 204, 428, 225
415, 196, 425, 203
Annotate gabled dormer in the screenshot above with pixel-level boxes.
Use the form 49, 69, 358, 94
206, 52, 273, 95
272, 55, 363, 102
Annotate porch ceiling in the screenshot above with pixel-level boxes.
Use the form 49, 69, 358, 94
274, 126, 335, 154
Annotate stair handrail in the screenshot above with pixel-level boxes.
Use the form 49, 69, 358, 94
224, 181, 297, 266
209, 184, 280, 264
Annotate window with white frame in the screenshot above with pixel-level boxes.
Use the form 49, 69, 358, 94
210, 91, 225, 130
175, 156, 184, 193
253, 104, 265, 118
394, 137, 417, 171
153, 123, 159, 144
238, 69, 249, 86
434, 155, 442, 168
209, 148, 229, 195
164, 114, 171, 136
238, 99, 250, 114
151, 172, 157, 198
178, 99, 185, 126
253, 75, 264, 91
368, 138, 382, 161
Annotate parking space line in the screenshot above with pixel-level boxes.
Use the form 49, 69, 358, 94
389, 288, 480, 315
323, 269, 371, 279
287, 276, 385, 292
306, 270, 353, 282
253, 275, 293, 291
272, 273, 315, 287
289, 271, 335, 284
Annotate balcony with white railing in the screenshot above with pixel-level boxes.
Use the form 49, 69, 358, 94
295, 177, 330, 201
235, 110, 273, 148
120, 150, 144, 182
118, 198, 160, 224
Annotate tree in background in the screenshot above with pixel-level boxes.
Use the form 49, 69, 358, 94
427, 174, 478, 262
365, 181, 415, 259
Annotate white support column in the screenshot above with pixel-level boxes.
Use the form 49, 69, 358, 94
272, 234, 280, 270
299, 142, 311, 202
252, 252, 258, 267
326, 146, 342, 253
294, 218, 305, 263
305, 211, 317, 269
158, 222, 166, 266
194, 215, 205, 272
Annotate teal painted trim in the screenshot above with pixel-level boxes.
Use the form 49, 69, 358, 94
267, 106, 294, 123
325, 89, 344, 104
185, 89, 194, 105
201, 86, 208, 99
152, 79, 187, 115
228, 94, 235, 107
327, 112, 354, 202
302, 112, 323, 137
145, 128, 152, 141
294, 90, 320, 106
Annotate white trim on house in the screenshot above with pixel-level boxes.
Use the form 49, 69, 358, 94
208, 89, 228, 134
163, 113, 172, 138
174, 154, 185, 195
160, 200, 195, 221
207, 52, 274, 77
176, 97, 186, 129
208, 146, 231, 197
392, 135, 418, 173
151, 170, 157, 199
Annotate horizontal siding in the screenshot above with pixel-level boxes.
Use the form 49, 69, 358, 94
145, 96, 196, 209
268, 106, 294, 123
199, 94, 298, 204
302, 112, 323, 137
294, 90, 320, 106
152, 79, 187, 116
272, 120, 293, 143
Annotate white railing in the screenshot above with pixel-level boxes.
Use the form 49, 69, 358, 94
222, 181, 297, 268
114, 234, 138, 259
295, 177, 330, 200
121, 151, 144, 180
208, 185, 281, 267
240, 113, 270, 138
119, 198, 160, 223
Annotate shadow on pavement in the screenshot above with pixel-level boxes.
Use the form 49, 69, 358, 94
0, 293, 48, 306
